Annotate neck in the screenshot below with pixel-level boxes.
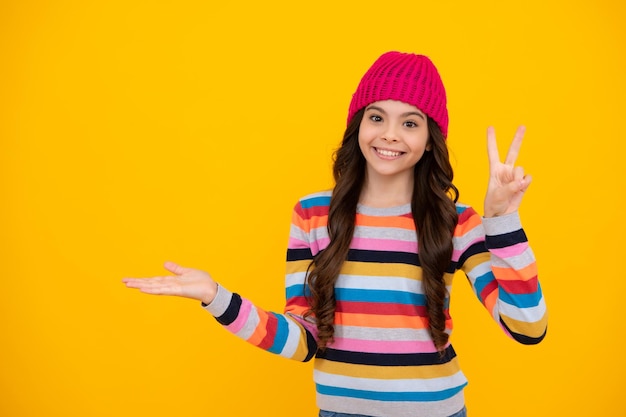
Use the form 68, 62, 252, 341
359, 170, 414, 208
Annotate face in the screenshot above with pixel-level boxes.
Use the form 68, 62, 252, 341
358, 99, 431, 183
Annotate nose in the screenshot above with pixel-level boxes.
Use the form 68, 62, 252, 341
382, 126, 399, 142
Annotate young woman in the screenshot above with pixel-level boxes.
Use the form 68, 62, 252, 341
123, 51, 548, 417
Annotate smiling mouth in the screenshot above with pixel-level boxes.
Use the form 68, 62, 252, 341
375, 147, 404, 157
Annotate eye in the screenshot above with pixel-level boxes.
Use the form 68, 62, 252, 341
369, 114, 383, 122
404, 120, 418, 128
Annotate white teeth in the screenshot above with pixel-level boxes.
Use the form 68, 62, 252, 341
376, 148, 402, 157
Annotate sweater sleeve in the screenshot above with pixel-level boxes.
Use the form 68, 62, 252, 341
455, 206, 548, 344
201, 201, 319, 362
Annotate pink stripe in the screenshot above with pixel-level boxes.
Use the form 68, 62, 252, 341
288, 237, 309, 248
226, 299, 252, 334
351, 237, 417, 253
490, 242, 529, 258
310, 237, 330, 254
288, 236, 329, 255
331, 337, 438, 354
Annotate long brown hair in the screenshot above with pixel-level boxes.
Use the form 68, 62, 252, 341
305, 109, 459, 352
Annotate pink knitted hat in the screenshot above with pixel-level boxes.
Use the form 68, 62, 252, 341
347, 51, 449, 138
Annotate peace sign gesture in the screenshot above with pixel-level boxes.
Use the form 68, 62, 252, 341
483, 126, 532, 218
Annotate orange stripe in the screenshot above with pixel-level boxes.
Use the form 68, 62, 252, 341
355, 213, 414, 229
492, 263, 537, 281
292, 210, 329, 233
247, 310, 269, 345
285, 302, 310, 317
483, 288, 498, 313
454, 211, 481, 236
309, 214, 329, 231
336, 312, 428, 329
445, 317, 453, 330
292, 211, 310, 233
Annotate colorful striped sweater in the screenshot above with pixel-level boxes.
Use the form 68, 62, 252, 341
204, 190, 547, 417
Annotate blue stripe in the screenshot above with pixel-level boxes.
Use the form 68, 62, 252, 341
316, 383, 466, 402
286, 284, 310, 299
499, 289, 542, 308
267, 313, 290, 355
300, 195, 331, 209
336, 288, 423, 305
473, 271, 494, 302
335, 288, 450, 309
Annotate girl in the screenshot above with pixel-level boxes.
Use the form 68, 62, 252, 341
123, 51, 548, 417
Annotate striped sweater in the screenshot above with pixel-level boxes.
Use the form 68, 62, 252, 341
204, 190, 547, 417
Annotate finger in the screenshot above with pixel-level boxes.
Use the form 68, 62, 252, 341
122, 277, 148, 288
486, 126, 500, 167
122, 276, 174, 289
505, 167, 525, 193
124, 279, 180, 296
521, 174, 532, 192
506, 174, 532, 213
508, 171, 531, 195
124, 279, 156, 290
139, 284, 180, 296
513, 166, 525, 182
504, 125, 526, 166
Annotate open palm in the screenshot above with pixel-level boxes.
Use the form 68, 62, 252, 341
123, 261, 218, 305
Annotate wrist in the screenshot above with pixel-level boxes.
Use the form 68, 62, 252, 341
201, 282, 219, 306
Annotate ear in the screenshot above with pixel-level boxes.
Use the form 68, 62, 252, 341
426, 140, 432, 152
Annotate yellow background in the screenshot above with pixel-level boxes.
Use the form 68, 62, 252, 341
1, 0, 624, 416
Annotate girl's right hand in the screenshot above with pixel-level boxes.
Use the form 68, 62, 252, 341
122, 261, 218, 305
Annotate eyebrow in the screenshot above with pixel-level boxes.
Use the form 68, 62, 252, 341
365, 105, 426, 120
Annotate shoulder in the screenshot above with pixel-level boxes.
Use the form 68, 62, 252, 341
297, 190, 332, 209
292, 190, 332, 220
454, 202, 483, 234
455, 202, 479, 217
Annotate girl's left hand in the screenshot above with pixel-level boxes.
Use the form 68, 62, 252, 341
483, 126, 532, 218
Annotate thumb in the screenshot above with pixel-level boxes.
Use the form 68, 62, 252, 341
163, 261, 192, 275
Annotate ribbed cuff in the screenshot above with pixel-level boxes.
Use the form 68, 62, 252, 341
482, 211, 522, 236
201, 284, 233, 317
